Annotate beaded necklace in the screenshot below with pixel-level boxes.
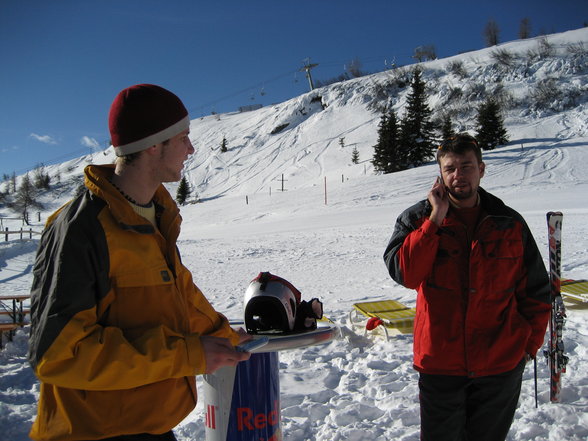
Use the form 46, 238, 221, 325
110, 180, 153, 208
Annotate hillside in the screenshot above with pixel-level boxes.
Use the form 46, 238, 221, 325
2, 28, 586, 217
178, 27, 588, 200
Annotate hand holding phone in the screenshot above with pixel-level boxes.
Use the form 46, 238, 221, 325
434, 176, 447, 197
429, 176, 449, 226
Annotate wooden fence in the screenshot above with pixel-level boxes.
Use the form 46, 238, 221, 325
1, 214, 43, 241
3, 228, 42, 241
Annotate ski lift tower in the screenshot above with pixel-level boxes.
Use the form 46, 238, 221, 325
300, 58, 318, 91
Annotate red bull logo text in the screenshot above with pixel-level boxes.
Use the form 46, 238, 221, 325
203, 352, 282, 440
237, 400, 280, 431
205, 404, 217, 430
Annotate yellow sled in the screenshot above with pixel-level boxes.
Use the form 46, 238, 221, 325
561, 279, 588, 304
349, 299, 415, 340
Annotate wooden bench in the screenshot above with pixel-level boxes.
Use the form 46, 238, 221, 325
0, 294, 30, 325
0, 323, 19, 349
0, 309, 31, 323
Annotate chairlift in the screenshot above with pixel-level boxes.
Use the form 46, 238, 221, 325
260, 85, 266, 96
385, 57, 396, 69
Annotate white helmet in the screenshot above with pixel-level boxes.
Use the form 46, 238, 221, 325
244, 272, 301, 333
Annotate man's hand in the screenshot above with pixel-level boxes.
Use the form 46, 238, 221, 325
428, 176, 449, 226
201, 336, 251, 374
235, 327, 253, 345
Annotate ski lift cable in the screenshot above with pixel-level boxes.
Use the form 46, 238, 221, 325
189, 53, 398, 113
189, 68, 299, 113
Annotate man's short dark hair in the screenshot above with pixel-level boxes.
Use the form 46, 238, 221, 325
436, 133, 483, 165
118, 151, 142, 165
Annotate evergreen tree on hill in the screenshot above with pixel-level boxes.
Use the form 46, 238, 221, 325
176, 176, 192, 205
351, 146, 360, 164
440, 115, 455, 143
476, 98, 509, 150
398, 67, 436, 167
372, 107, 405, 173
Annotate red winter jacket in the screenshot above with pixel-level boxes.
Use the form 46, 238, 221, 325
384, 188, 550, 377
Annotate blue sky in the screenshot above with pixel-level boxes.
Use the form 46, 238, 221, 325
0, 0, 586, 178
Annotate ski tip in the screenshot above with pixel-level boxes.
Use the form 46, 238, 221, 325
547, 211, 563, 217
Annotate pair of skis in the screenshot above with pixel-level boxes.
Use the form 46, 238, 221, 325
543, 211, 568, 404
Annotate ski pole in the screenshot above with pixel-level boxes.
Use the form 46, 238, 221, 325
534, 357, 538, 408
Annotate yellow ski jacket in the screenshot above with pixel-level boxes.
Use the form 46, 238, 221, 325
28, 164, 239, 441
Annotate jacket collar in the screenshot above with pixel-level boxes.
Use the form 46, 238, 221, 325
83, 164, 180, 234
477, 187, 509, 217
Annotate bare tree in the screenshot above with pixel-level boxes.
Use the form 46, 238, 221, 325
346, 58, 365, 78
413, 45, 437, 62
519, 18, 531, 39
10, 174, 42, 224
484, 19, 500, 47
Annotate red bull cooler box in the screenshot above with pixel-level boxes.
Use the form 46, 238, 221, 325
202, 321, 338, 441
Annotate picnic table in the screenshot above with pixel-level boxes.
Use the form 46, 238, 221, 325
0, 294, 31, 325
0, 323, 19, 348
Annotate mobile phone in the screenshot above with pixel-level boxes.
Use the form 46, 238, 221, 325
236, 336, 270, 353
437, 176, 448, 192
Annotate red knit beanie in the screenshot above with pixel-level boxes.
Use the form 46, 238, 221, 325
109, 84, 189, 156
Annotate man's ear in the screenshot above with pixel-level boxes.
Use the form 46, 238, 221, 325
144, 144, 161, 155
479, 161, 486, 178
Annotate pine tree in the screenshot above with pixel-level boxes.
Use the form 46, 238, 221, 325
220, 136, 228, 153
476, 98, 509, 150
176, 176, 191, 205
33, 164, 51, 189
440, 115, 455, 143
10, 172, 16, 194
398, 67, 436, 167
351, 146, 360, 164
372, 107, 405, 173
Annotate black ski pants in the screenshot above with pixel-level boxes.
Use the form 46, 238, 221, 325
418, 359, 526, 441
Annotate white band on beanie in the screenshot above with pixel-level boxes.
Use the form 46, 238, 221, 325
113, 115, 190, 157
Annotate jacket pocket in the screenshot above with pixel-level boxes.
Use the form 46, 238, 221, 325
480, 237, 522, 259
108, 265, 185, 332
477, 238, 524, 293
114, 265, 175, 288
473, 307, 532, 374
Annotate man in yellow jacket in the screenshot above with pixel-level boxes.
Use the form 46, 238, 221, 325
28, 84, 250, 441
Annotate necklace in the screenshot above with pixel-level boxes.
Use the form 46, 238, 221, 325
110, 180, 153, 208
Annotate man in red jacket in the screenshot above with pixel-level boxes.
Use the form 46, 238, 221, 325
384, 133, 550, 441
